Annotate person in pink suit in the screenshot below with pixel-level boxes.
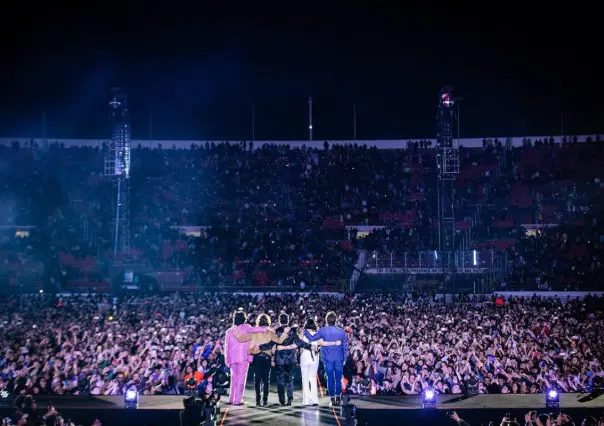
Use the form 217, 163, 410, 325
224, 308, 271, 405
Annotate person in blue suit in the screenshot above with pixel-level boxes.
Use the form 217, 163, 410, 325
304, 311, 347, 406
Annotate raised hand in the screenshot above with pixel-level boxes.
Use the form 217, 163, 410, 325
450, 411, 461, 423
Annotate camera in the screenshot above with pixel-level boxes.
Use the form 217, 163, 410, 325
356, 378, 372, 396
180, 390, 221, 426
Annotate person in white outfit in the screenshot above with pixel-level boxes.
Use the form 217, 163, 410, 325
298, 319, 340, 407
278, 318, 341, 406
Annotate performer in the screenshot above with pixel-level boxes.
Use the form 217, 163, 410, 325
299, 318, 328, 406
232, 313, 290, 407
260, 313, 340, 406
304, 311, 347, 406
224, 308, 267, 406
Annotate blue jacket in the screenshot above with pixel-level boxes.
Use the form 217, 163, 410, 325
305, 326, 347, 362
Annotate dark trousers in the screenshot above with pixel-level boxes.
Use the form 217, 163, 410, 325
275, 363, 295, 403
253, 354, 271, 403
324, 359, 344, 398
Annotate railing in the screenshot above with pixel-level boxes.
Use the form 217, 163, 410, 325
364, 250, 501, 270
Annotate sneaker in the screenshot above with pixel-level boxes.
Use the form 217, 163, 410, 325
263, 400, 268, 407
256, 401, 261, 407
330, 398, 337, 406
336, 396, 342, 406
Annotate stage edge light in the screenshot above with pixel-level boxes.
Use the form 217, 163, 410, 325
423, 388, 436, 409
124, 388, 139, 409
545, 387, 559, 409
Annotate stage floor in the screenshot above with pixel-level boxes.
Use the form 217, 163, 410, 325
17, 387, 604, 426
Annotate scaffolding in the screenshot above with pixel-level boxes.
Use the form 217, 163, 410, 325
436, 87, 460, 287
436, 86, 460, 252
104, 88, 131, 259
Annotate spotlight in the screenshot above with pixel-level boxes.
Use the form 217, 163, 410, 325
124, 387, 138, 409
545, 387, 559, 409
423, 388, 436, 409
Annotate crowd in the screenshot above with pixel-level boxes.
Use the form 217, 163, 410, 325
0, 292, 602, 399
0, 138, 603, 294
449, 410, 604, 426
3, 395, 102, 426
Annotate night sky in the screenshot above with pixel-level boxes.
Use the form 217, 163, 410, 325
1, 6, 601, 141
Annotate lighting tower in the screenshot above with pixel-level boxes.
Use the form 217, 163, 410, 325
104, 88, 131, 259
436, 86, 459, 253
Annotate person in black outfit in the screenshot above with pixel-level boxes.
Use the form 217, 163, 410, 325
253, 351, 272, 406
239, 313, 289, 407
259, 313, 312, 406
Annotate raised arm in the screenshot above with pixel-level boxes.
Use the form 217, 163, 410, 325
305, 328, 325, 342
269, 328, 290, 344
258, 340, 276, 351
319, 339, 342, 347
245, 325, 268, 334
291, 332, 313, 351
232, 329, 254, 343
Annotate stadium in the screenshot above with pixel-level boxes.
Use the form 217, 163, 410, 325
2, 8, 604, 426
1, 90, 603, 425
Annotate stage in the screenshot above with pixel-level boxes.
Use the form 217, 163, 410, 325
2, 389, 604, 425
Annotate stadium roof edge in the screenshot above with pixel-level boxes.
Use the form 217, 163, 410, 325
0, 135, 599, 150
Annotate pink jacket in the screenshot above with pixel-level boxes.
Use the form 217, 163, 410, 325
225, 324, 265, 365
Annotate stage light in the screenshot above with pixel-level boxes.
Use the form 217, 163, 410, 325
213, 371, 231, 396
423, 388, 436, 409
545, 387, 559, 409
0, 390, 12, 408
465, 377, 479, 397
124, 387, 138, 409
183, 376, 199, 396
